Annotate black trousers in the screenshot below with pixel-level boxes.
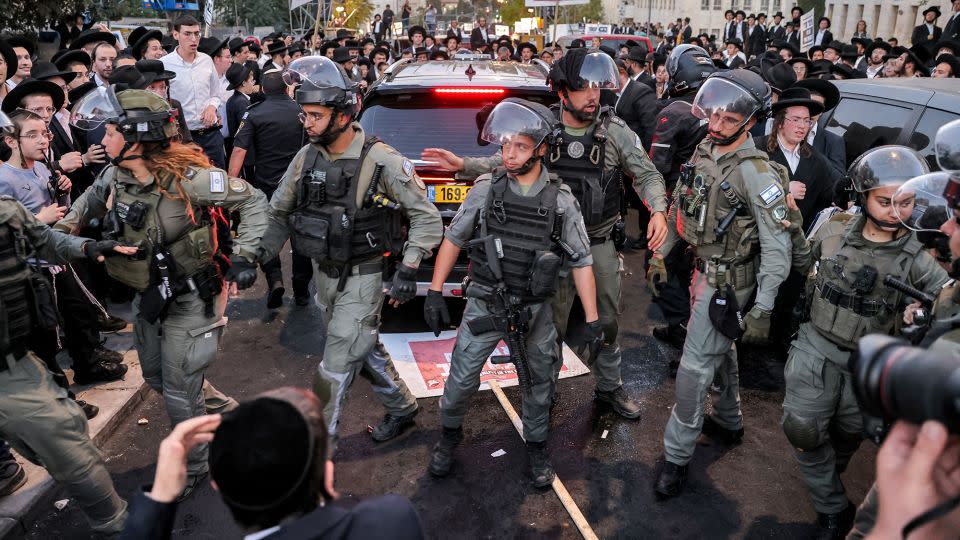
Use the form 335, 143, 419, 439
30, 267, 101, 377
645, 239, 693, 327
191, 130, 227, 169
255, 182, 314, 296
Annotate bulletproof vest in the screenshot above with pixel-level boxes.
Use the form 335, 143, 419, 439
921, 282, 960, 348
0, 224, 33, 352
674, 146, 776, 263
104, 167, 215, 291
288, 137, 393, 266
809, 215, 923, 349
547, 108, 622, 227
468, 170, 562, 302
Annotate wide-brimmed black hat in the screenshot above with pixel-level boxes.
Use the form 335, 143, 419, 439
787, 56, 813, 70
287, 43, 305, 57
824, 40, 845, 54
369, 46, 391, 60
430, 50, 449, 60
199, 36, 229, 58
938, 39, 960, 57
0, 39, 17, 82
67, 81, 97, 110
413, 46, 429, 58
127, 26, 149, 49
794, 77, 840, 112
266, 40, 289, 57
445, 34, 461, 45
225, 62, 252, 90
70, 28, 116, 50
6, 35, 35, 58
518, 42, 537, 54
228, 37, 248, 55
866, 39, 892, 58
903, 46, 931, 76
809, 58, 834, 77
807, 44, 824, 59
2, 79, 65, 113
725, 38, 743, 49
30, 61, 77, 85
883, 45, 908, 61
830, 62, 867, 79
107, 65, 153, 90
52, 49, 91, 71
332, 46, 353, 63
924, 6, 942, 18
936, 54, 960, 77
773, 11, 784, 18
840, 45, 859, 60
851, 37, 871, 49
336, 29, 354, 40
761, 59, 797, 92
778, 41, 800, 57
622, 45, 648, 63
131, 29, 163, 60
161, 34, 177, 53
318, 41, 337, 57
407, 25, 426, 40
135, 59, 176, 81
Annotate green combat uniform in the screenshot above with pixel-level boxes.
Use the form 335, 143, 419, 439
783, 213, 947, 516
439, 166, 592, 442
258, 124, 442, 448
0, 197, 127, 534
58, 164, 269, 477
463, 108, 667, 397
659, 136, 792, 464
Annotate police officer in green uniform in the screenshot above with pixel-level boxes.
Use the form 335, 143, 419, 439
423, 48, 669, 419
422, 98, 602, 487
0, 111, 132, 534
61, 87, 268, 499
258, 56, 442, 449
648, 69, 793, 498
780, 145, 948, 539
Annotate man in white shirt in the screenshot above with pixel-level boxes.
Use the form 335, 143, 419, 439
90, 42, 116, 87
5, 37, 33, 91
162, 15, 226, 168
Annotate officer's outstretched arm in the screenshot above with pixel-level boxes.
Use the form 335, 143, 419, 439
54, 168, 112, 234
428, 239, 461, 291
421, 148, 503, 181
258, 147, 308, 262
383, 162, 443, 268
572, 266, 599, 322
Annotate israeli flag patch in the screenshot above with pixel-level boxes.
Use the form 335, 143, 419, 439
210, 171, 225, 193
758, 183, 783, 207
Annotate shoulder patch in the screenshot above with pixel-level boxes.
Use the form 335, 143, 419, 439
229, 178, 247, 193
758, 183, 783, 207
402, 159, 414, 177
185, 167, 197, 180
634, 132, 644, 150
750, 158, 770, 174
209, 171, 225, 193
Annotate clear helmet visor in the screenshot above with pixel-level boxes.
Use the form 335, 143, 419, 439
935, 118, 960, 172
691, 77, 759, 129
0, 112, 11, 135
480, 101, 552, 148
577, 52, 621, 90
70, 86, 123, 131
894, 172, 953, 233
850, 145, 930, 193
282, 56, 349, 89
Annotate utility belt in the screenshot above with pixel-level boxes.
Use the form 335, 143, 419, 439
589, 219, 627, 249
817, 281, 884, 317
315, 260, 384, 292
140, 263, 222, 324
190, 124, 222, 137
694, 257, 758, 291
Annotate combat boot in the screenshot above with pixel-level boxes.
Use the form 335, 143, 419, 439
815, 501, 855, 540
428, 427, 463, 477
526, 441, 555, 489
73, 360, 128, 385
701, 414, 744, 446
653, 323, 687, 350
93, 345, 123, 364
371, 408, 418, 442
266, 281, 285, 310
654, 459, 687, 499
0, 460, 26, 497
594, 386, 642, 419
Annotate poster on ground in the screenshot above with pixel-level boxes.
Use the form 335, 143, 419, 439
381, 331, 590, 398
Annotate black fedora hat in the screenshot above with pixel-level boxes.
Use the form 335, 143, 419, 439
333, 46, 353, 63
851, 36, 871, 49
787, 56, 813, 70
0, 39, 17, 82
127, 26, 149, 49
866, 39, 892, 57
135, 59, 177, 81
807, 44, 824, 59
762, 59, 798, 92
131, 29, 163, 60
839, 44, 859, 60
824, 40, 845, 54
903, 46, 931, 76
936, 53, 960, 77
228, 37, 248, 55
199, 36, 229, 57
430, 50, 449, 60
336, 29, 354, 40
809, 58, 833, 77
70, 28, 116, 50
937, 39, 960, 57
725, 37, 743, 49
518, 42, 537, 54
67, 81, 97, 110
225, 62, 252, 90
924, 6, 942, 18
5, 35, 35, 58
772, 11, 784, 18
30, 61, 77, 85
266, 40, 289, 56
2, 79, 65, 113
773, 86, 825, 116
623, 45, 649, 63
107, 65, 154, 90
830, 62, 867, 79
52, 49, 91, 71
883, 45, 907, 61
794, 78, 840, 112
778, 41, 800, 57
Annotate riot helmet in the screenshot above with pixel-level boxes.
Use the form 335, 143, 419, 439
71, 86, 177, 143
692, 70, 772, 145
480, 98, 559, 175
848, 145, 930, 194
934, 118, 960, 172
666, 44, 716, 96
894, 172, 955, 264
284, 56, 360, 116
547, 48, 621, 93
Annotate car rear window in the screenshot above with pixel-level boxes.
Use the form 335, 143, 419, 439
907, 108, 960, 171
360, 104, 497, 159
825, 97, 915, 168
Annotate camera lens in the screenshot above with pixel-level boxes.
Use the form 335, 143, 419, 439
853, 335, 960, 433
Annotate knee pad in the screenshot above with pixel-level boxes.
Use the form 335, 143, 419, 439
782, 412, 824, 452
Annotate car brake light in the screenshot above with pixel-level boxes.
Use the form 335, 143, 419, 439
433, 87, 506, 97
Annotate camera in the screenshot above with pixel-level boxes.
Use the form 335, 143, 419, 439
852, 334, 960, 435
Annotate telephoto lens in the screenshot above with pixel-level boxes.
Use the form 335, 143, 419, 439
853, 334, 960, 434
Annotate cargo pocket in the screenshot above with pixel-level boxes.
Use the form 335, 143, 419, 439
347, 312, 381, 359
184, 318, 227, 376
289, 214, 330, 260
784, 345, 826, 402
808, 294, 839, 337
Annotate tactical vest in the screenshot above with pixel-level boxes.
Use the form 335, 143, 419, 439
808, 215, 924, 349
104, 168, 215, 291
468, 170, 563, 302
920, 282, 960, 348
288, 137, 394, 266
547, 108, 622, 228
0, 224, 33, 353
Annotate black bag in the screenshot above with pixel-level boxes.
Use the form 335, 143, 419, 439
326, 205, 352, 263
27, 271, 59, 330
289, 214, 330, 260
708, 284, 744, 340
529, 251, 562, 297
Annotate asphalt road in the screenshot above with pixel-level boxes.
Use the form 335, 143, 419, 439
22, 216, 877, 539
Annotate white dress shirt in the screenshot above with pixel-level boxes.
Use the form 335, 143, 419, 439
815, 29, 827, 45
778, 135, 801, 173
93, 73, 109, 87
161, 49, 223, 131
866, 64, 883, 78
55, 109, 73, 144
218, 74, 231, 138
735, 22, 744, 41
805, 121, 818, 146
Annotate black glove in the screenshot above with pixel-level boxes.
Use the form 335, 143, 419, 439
224, 255, 258, 290
423, 289, 450, 337
584, 320, 604, 365
389, 264, 418, 305
83, 240, 121, 260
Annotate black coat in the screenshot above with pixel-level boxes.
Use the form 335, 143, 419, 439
786, 30, 801, 48
754, 134, 840, 228
809, 124, 846, 176
748, 25, 767, 57
635, 72, 656, 92
470, 27, 491, 49
650, 95, 707, 190
615, 78, 658, 150
726, 55, 746, 69
911, 23, 943, 56
49, 115, 95, 198
814, 29, 833, 46
769, 25, 786, 42
945, 12, 960, 41
231, 93, 305, 189
446, 28, 464, 41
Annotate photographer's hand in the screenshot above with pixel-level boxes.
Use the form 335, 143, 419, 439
869, 421, 960, 540
148, 415, 222, 503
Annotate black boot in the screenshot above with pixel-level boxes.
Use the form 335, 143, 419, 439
371, 408, 418, 442
92, 346, 123, 364
73, 360, 128, 385
815, 501, 856, 540
75, 399, 99, 419
668, 358, 680, 378
654, 459, 688, 499
653, 323, 687, 349
701, 414, 744, 446
0, 459, 26, 497
595, 386, 642, 419
526, 441, 555, 489
428, 427, 463, 477
97, 313, 128, 333
266, 280, 285, 310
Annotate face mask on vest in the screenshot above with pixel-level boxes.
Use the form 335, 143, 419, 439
312, 110, 352, 146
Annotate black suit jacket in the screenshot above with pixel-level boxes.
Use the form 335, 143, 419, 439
769, 25, 786, 42
787, 30, 801, 47
810, 124, 846, 176
726, 55, 746, 69
911, 24, 943, 56
681, 25, 692, 42
470, 27, 490, 49
748, 25, 767, 57
945, 13, 960, 41
635, 72, 656, 92
723, 21, 735, 40
49, 115, 95, 197
447, 28, 464, 41
814, 30, 833, 46
615, 78, 658, 150
754, 135, 840, 227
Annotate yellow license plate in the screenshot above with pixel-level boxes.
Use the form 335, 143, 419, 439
430, 185, 471, 204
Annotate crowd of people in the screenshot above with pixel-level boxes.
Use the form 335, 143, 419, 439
0, 4, 957, 539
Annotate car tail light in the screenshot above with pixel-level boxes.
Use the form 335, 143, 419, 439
433, 87, 506, 97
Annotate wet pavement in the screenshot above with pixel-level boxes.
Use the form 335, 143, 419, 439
21, 220, 877, 539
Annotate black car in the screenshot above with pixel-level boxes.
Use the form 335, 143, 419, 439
823, 78, 960, 171
359, 56, 556, 296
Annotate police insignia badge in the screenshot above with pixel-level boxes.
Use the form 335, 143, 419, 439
229, 178, 247, 192
758, 183, 783, 206
209, 171, 225, 193
773, 205, 787, 221
568, 141, 585, 159
402, 159, 415, 177
414, 174, 425, 190
185, 168, 196, 180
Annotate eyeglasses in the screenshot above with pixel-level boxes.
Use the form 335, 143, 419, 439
298, 111, 324, 124
19, 131, 53, 142
26, 107, 56, 116
784, 116, 814, 127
